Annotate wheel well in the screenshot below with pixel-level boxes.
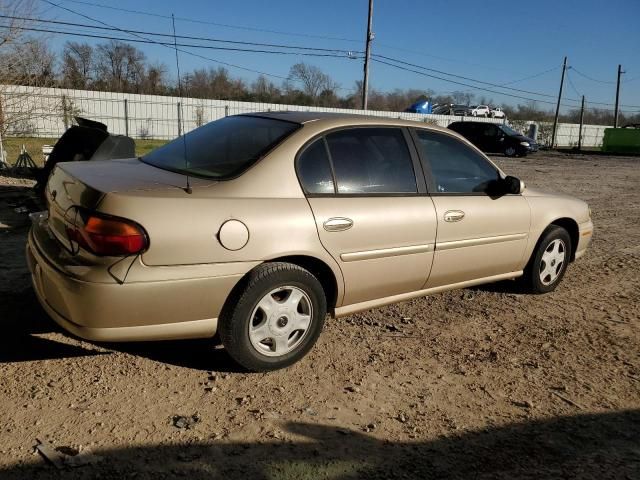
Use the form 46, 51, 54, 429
266, 255, 339, 313
550, 218, 579, 261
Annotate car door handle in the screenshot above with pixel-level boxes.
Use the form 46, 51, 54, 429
444, 210, 465, 222
323, 217, 354, 232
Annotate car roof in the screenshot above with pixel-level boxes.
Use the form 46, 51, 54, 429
239, 111, 454, 133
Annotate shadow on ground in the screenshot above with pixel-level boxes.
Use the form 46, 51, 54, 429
0, 284, 239, 371
1, 410, 638, 479
0, 289, 110, 363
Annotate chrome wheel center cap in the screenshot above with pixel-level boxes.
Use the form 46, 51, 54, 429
276, 316, 288, 328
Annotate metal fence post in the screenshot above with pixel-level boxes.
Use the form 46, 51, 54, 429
177, 102, 182, 136
124, 99, 129, 137
62, 94, 68, 130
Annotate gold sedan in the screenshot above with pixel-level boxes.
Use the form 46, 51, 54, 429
26, 113, 593, 371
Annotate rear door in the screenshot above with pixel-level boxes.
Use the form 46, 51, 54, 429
296, 127, 437, 306
479, 123, 501, 152
411, 128, 530, 287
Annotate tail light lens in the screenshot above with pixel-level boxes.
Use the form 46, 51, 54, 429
66, 209, 148, 256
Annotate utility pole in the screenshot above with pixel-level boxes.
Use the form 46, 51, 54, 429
551, 56, 567, 148
578, 95, 585, 151
614, 64, 623, 128
361, 0, 374, 110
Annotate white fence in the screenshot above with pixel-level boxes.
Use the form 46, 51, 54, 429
0, 85, 609, 147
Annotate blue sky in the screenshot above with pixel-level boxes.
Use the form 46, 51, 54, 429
38, 0, 640, 113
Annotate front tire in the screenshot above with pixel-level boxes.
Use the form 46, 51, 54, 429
522, 226, 572, 294
219, 262, 327, 372
504, 146, 517, 157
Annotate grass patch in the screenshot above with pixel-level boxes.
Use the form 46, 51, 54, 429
135, 139, 168, 156
1, 136, 168, 167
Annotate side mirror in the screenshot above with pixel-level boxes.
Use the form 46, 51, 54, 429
503, 175, 525, 194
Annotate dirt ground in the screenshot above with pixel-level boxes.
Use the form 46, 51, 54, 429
0, 152, 638, 479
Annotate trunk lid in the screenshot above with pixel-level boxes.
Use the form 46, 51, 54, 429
45, 158, 205, 251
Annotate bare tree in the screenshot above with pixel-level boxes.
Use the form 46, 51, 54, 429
61, 41, 93, 89
288, 63, 339, 101
0, 0, 36, 49
451, 91, 474, 105
142, 62, 168, 95
186, 67, 247, 100
95, 40, 147, 92
251, 75, 281, 102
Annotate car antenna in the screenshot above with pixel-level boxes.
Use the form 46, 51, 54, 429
172, 13, 191, 194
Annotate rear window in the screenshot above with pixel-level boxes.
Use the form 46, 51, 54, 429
141, 116, 299, 179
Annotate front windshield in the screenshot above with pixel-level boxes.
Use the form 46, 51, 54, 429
141, 116, 299, 179
500, 125, 522, 136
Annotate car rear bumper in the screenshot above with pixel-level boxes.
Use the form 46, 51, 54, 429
26, 227, 252, 342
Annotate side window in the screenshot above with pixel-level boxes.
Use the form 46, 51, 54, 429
415, 129, 499, 194
325, 128, 417, 194
483, 124, 498, 136
296, 139, 335, 194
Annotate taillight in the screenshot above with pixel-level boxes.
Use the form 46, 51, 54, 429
66, 209, 148, 256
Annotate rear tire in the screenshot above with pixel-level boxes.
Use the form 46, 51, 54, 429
219, 262, 327, 372
522, 226, 572, 294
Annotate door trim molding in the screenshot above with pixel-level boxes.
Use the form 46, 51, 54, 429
436, 232, 527, 251
334, 270, 523, 317
340, 243, 433, 262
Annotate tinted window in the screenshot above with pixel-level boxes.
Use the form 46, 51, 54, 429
325, 128, 416, 194
142, 116, 299, 179
482, 124, 499, 137
297, 139, 335, 194
415, 130, 499, 194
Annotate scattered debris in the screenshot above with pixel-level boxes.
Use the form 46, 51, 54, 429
480, 385, 496, 400
363, 422, 377, 432
35, 439, 101, 468
35, 439, 65, 469
511, 399, 534, 409
172, 414, 200, 429
550, 390, 584, 410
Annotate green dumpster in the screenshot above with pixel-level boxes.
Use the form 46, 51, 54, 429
602, 126, 640, 154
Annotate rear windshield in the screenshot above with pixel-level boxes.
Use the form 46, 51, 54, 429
141, 115, 299, 179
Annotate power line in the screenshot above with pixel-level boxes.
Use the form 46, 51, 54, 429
570, 67, 615, 84
57, 0, 362, 44
500, 65, 561, 86
0, 15, 361, 54
372, 54, 576, 102
373, 58, 640, 114
64, 0, 542, 79
371, 57, 568, 106
373, 54, 640, 109
565, 70, 582, 98
0, 24, 359, 59
373, 55, 576, 104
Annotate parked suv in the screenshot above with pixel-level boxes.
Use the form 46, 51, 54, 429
470, 105, 491, 117
490, 107, 506, 119
448, 121, 538, 156
28, 113, 588, 371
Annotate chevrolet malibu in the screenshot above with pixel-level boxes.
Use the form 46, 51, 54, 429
27, 113, 593, 371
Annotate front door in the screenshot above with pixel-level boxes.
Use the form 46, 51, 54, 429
296, 127, 437, 306
411, 128, 530, 288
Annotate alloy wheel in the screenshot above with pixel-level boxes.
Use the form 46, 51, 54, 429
248, 286, 313, 357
